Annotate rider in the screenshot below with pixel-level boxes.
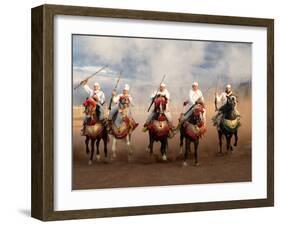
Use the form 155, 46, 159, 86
178, 82, 206, 128
108, 84, 134, 129
81, 82, 106, 135
213, 84, 240, 126
142, 83, 174, 133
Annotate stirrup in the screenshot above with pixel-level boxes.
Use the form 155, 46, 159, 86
142, 126, 148, 132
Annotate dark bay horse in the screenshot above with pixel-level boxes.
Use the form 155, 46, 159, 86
146, 96, 172, 161
178, 104, 206, 166
83, 98, 108, 165
217, 95, 240, 154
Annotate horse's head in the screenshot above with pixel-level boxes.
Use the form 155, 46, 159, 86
226, 95, 237, 110
83, 97, 97, 116
154, 95, 167, 114
118, 96, 130, 110
188, 104, 204, 126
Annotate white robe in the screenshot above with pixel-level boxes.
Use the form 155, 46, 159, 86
182, 89, 205, 123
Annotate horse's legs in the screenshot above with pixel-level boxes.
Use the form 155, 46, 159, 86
149, 132, 154, 155
103, 134, 108, 160
96, 139, 101, 161
226, 134, 232, 152
234, 130, 238, 147
89, 139, 95, 165
179, 130, 184, 154
126, 135, 133, 162
111, 138, 117, 159
161, 138, 167, 161
85, 136, 90, 154
218, 130, 223, 154
183, 138, 190, 166
194, 139, 199, 166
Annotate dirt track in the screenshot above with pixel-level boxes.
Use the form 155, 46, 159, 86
72, 100, 252, 190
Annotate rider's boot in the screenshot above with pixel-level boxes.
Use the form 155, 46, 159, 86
142, 122, 149, 132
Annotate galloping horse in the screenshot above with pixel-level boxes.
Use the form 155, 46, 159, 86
217, 95, 240, 154
82, 98, 108, 165
146, 95, 172, 161
109, 101, 138, 161
178, 104, 206, 166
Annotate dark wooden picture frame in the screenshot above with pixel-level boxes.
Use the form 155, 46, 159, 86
31, 4, 274, 221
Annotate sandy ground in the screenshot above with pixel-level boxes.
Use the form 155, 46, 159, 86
72, 99, 252, 190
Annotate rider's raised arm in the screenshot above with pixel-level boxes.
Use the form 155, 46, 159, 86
83, 84, 93, 97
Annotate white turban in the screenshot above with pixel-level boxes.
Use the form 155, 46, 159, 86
160, 83, 166, 87
192, 82, 198, 87
124, 84, 130, 91
226, 84, 231, 89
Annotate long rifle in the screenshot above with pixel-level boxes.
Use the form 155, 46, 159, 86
74, 65, 107, 90
108, 72, 122, 110
147, 75, 166, 112
214, 75, 219, 111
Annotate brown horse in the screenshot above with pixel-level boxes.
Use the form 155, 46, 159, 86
179, 104, 206, 166
83, 98, 108, 165
146, 96, 172, 161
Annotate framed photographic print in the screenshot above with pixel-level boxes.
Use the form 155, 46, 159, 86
31, 4, 274, 221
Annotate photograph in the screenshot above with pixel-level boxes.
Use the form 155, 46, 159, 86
72, 34, 252, 190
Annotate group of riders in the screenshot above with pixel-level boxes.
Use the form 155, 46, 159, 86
79, 73, 241, 165
81, 80, 240, 137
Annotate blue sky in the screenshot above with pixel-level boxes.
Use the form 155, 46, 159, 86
72, 35, 251, 105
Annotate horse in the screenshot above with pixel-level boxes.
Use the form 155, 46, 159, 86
179, 104, 206, 166
109, 103, 138, 162
217, 95, 240, 154
82, 98, 109, 165
146, 95, 172, 161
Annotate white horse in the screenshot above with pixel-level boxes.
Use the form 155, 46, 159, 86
110, 108, 137, 161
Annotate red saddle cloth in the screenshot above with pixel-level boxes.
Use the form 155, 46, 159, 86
87, 118, 98, 126
147, 114, 170, 137
184, 122, 206, 140
83, 97, 96, 107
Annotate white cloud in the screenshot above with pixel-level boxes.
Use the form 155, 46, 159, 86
73, 35, 251, 105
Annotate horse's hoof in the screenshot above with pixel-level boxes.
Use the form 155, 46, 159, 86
194, 162, 200, 167
88, 160, 92, 165
183, 161, 187, 167
96, 155, 101, 161
162, 155, 167, 161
